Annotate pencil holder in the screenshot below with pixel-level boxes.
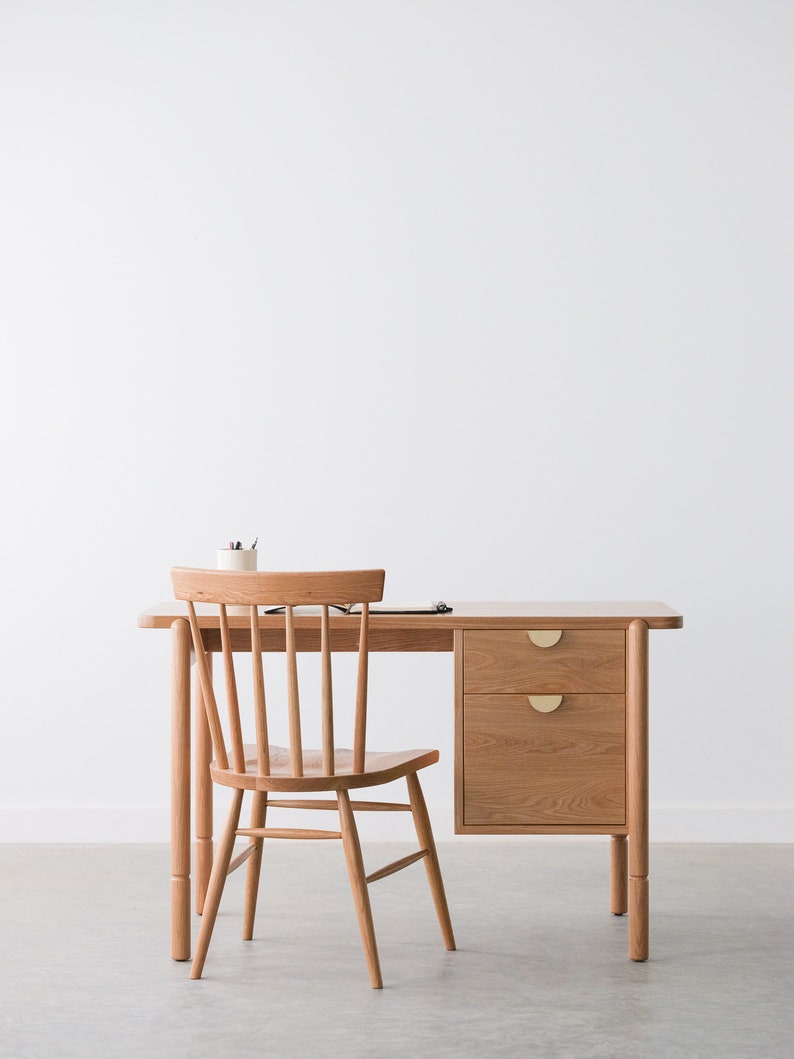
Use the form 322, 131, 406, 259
217, 548, 257, 613
217, 548, 258, 572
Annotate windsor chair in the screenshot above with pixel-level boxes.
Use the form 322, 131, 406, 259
171, 567, 455, 987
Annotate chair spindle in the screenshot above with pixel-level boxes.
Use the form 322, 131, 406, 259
186, 601, 229, 770
321, 605, 335, 774
353, 603, 369, 773
250, 604, 270, 775
219, 604, 245, 772
285, 605, 304, 777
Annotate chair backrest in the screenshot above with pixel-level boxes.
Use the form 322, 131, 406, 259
171, 568, 385, 777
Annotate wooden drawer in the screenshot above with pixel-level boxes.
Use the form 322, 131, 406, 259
463, 629, 625, 694
463, 693, 626, 826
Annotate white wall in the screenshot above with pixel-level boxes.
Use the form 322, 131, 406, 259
2, 1, 792, 842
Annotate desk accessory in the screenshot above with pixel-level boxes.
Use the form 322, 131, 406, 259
217, 543, 258, 572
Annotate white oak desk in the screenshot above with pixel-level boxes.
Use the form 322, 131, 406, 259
138, 601, 682, 963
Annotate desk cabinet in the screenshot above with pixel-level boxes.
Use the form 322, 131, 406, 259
456, 629, 629, 834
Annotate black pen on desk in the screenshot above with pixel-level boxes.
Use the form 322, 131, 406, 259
251, 537, 258, 550
235, 541, 242, 549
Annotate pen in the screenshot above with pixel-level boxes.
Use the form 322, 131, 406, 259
251, 537, 258, 550
235, 541, 242, 550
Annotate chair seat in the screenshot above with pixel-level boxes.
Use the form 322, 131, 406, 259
210, 744, 441, 792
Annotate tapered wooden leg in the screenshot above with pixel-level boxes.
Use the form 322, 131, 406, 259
610, 835, 628, 915
628, 619, 649, 961
242, 792, 268, 940
630, 876, 649, 961
338, 790, 382, 989
194, 652, 213, 915
191, 789, 244, 980
171, 619, 192, 961
406, 773, 456, 950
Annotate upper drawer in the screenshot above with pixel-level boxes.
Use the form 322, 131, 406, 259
463, 629, 625, 693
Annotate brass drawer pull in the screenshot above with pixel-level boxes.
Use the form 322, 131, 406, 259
527, 629, 562, 648
528, 694, 563, 713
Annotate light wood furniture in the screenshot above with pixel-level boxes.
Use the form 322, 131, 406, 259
138, 599, 682, 965
170, 567, 455, 987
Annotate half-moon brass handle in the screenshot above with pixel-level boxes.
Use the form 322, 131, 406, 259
528, 694, 563, 713
528, 629, 562, 648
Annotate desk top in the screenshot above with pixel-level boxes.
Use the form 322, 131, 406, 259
139, 601, 682, 631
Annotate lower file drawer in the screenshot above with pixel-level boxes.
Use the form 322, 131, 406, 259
462, 693, 626, 826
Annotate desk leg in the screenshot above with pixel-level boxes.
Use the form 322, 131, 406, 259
195, 653, 213, 915
170, 618, 192, 961
627, 619, 649, 961
610, 835, 628, 915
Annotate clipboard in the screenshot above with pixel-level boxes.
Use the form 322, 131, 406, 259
346, 601, 452, 614
264, 601, 452, 615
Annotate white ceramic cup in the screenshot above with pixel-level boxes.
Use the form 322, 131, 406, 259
217, 548, 258, 571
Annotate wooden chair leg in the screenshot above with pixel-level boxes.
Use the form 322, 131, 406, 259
610, 835, 628, 915
338, 790, 383, 989
190, 789, 244, 980
242, 792, 268, 940
406, 772, 456, 951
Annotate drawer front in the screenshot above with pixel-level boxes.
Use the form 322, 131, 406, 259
463, 629, 625, 694
463, 693, 626, 826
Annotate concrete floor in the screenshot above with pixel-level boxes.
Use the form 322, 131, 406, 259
1, 842, 792, 1058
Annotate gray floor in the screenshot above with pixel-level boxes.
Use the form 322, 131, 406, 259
1, 842, 792, 1059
